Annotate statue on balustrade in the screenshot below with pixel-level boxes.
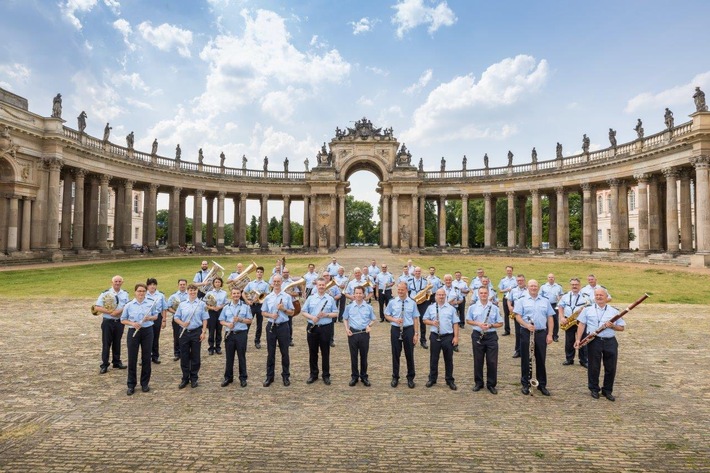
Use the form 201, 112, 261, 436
103, 123, 112, 142
384, 127, 394, 139
304, 157, 309, 172
556, 142, 563, 159
664, 108, 674, 130
609, 128, 617, 149
263, 156, 269, 172
51, 93, 62, 118
77, 111, 87, 133
507, 150, 513, 166
418, 158, 423, 172
335, 127, 345, 139
440, 157, 446, 172
317, 142, 332, 166
483, 153, 489, 168
198, 148, 204, 164
284, 157, 289, 173
462, 154, 467, 170
582, 134, 590, 154
531, 147, 537, 163
634, 119, 644, 139
694, 86, 708, 112
151, 139, 158, 155
242, 154, 247, 170
396, 143, 412, 167
175, 144, 182, 162
220, 152, 226, 167
126, 131, 135, 150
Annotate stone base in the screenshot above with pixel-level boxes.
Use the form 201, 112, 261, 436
317, 247, 329, 254
50, 251, 64, 263
689, 254, 710, 268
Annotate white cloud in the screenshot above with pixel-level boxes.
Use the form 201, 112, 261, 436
350, 17, 375, 35
113, 18, 135, 50
0, 63, 31, 84
403, 68, 432, 94
60, 0, 98, 30
261, 87, 306, 120
137, 21, 193, 58
103, 0, 120, 15
69, 71, 124, 124
366, 66, 388, 76
391, 0, 456, 38
624, 71, 710, 113
111, 72, 152, 94
401, 55, 548, 145
357, 96, 374, 107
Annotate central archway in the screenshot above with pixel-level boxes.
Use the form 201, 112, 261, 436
343, 166, 382, 248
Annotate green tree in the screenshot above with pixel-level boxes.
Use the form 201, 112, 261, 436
249, 215, 258, 245
224, 223, 234, 246
290, 221, 304, 246
268, 216, 282, 244
345, 195, 375, 243
424, 200, 437, 246
156, 209, 168, 245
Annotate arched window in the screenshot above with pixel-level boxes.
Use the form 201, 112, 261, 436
597, 195, 603, 214
628, 189, 636, 211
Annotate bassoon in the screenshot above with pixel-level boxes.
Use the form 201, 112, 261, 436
577, 293, 649, 348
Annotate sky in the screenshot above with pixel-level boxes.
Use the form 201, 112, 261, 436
2, 0, 710, 225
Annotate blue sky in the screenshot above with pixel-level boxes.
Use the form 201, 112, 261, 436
2, 0, 710, 224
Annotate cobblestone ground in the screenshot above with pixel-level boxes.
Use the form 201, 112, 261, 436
1, 299, 708, 472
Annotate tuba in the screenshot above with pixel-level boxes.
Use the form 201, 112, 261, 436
201, 260, 225, 293
229, 261, 258, 291
283, 278, 306, 316
91, 292, 117, 316
413, 283, 433, 305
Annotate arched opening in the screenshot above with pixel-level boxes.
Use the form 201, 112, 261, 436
343, 162, 383, 247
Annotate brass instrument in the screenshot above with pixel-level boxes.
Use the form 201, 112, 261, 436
282, 278, 306, 316
324, 279, 337, 291
560, 299, 592, 331
245, 290, 267, 304
413, 283, 433, 305
461, 276, 470, 284
204, 293, 217, 308
201, 260, 225, 293
169, 296, 181, 312
90, 292, 117, 316
229, 261, 258, 291
360, 278, 373, 289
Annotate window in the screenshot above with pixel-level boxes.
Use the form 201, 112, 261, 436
133, 194, 140, 213
628, 189, 636, 211
135, 227, 140, 239
597, 195, 603, 214
597, 229, 602, 242
606, 229, 611, 242
606, 195, 611, 214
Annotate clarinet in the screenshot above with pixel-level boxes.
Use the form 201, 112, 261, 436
435, 304, 441, 342
270, 295, 283, 333
307, 299, 329, 334
398, 299, 405, 341
224, 301, 240, 340
477, 305, 493, 345
528, 313, 539, 390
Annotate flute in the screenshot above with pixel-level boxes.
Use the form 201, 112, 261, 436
133, 297, 160, 337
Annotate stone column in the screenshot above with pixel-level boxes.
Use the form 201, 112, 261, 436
556, 186, 568, 252
517, 195, 527, 248
329, 195, 337, 250
608, 179, 620, 252
619, 180, 629, 250
531, 189, 542, 250
648, 175, 661, 251
392, 194, 400, 248
548, 194, 557, 249
506, 191, 516, 249
581, 184, 593, 252
260, 194, 269, 250
114, 185, 125, 249
239, 193, 247, 249
590, 187, 598, 251
662, 167, 679, 253
205, 196, 214, 247
382, 195, 390, 248
303, 195, 310, 248
179, 193, 187, 247
679, 169, 693, 252
484, 193, 493, 249
60, 174, 73, 249
45, 158, 62, 250
309, 196, 317, 248
337, 194, 345, 248
411, 194, 419, 249
461, 193, 469, 249
168, 187, 181, 250
21, 197, 32, 251
692, 156, 710, 253
283, 195, 291, 248
7, 196, 19, 253
146, 184, 158, 249
193, 190, 204, 249
98, 174, 111, 251
123, 180, 134, 249
72, 169, 85, 251
216, 191, 225, 249
418, 196, 426, 248
438, 195, 446, 247
86, 176, 99, 249
232, 196, 239, 248
635, 174, 650, 252
0, 195, 7, 253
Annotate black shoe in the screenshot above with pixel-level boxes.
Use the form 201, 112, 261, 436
391, 378, 399, 388
255, 342, 261, 349
289, 341, 295, 347
487, 386, 498, 395
178, 380, 189, 389
562, 360, 574, 366
221, 378, 232, 387
263, 378, 274, 387
421, 341, 428, 349
99, 366, 108, 374
330, 340, 335, 347
425, 380, 435, 388
502, 332, 511, 336
173, 355, 180, 361
348, 377, 358, 387
538, 387, 551, 396
521, 386, 530, 395
472, 384, 483, 392
447, 382, 457, 391
208, 349, 215, 355
152, 358, 161, 364
126, 387, 135, 396
512, 352, 521, 358
407, 380, 415, 389
113, 363, 127, 369
323, 377, 331, 386
580, 361, 588, 368
141, 386, 150, 393
283, 377, 291, 387
453, 345, 459, 352
602, 392, 615, 402
380, 319, 385, 323
215, 348, 222, 355
240, 380, 247, 388
591, 390, 600, 399
191, 381, 199, 388
306, 376, 318, 384
362, 379, 371, 387
553, 336, 559, 342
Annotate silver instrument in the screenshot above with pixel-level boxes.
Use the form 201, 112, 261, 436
132, 297, 160, 337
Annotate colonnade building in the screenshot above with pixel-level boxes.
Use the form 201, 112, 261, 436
1, 87, 709, 267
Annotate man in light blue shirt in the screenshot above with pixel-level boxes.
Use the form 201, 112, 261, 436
384, 282, 419, 388
498, 266, 516, 335
540, 273, 564, 342
146, 278, 168, 364
193, 260, 211, 298
334, 267, 349, 322
225, 262, 244, 287
581, 274, 612, 302
514, 279, 555, 396
326, 257, 342, 276
167, 279, 189, 361
367, 260, 380, 279
262, 274, 295, 387
507, 275, 528, 358
302, 263, 319, 298
95, 275, 130, 374
120, 283, 160, 395
343, 287, 376, 386
452, 271, 470, 328
302, 278, 338, 385
466, 286, 503, 394
244, 267, 269, 349
427, 266, 442, 303
469, 268, 486, 292
173, 284, 209, 389
423, 289, 460, 390
558, 278, 591, 367
375, 263, 395, 322
220, 287, 252, 388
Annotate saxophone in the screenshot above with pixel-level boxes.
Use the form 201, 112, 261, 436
560, 299, 592, 331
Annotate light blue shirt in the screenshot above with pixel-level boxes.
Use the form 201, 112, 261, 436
205, 288, 228, 308
423, 303, 458, 335
167, 290, 188, 312
303, 292, 337, 326
578, 304, 624, 338
327, 262, 342, 276
427, 275, 442, 292
262, 291, 294, 324
327, 284, 342, 300
227, 271, 241, 281
513, 294, 555, 330
367, 265, 380, 277
220, 300, 252, 332
558, 291, 591, 316
470, 276, 483, 291
146, 290, 168, 314
452, 278, 469, 295
397, 273, 411, 284
343, 301, 375, 330
384, 296, 418, 327
334, 274, 349, 290
96, 288, 129, 320
498, 276, 516, 296
540, 282, 564, 304
466, 301, 502, 333
581, 284, 612, 301
302, 271, 319, 289
407, 277, 427, 300
442, 285, 463, 305
375, 271, 394, 291
120, 297, 160, 327
471, 284, 497, 305
193, 269, 210, 284
174, 299, 209, 330
507, 286, 529, 304
345, 277, 372, 296
244, 279, 270, 302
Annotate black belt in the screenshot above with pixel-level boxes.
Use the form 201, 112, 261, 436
267, 322, 286, 327
534, 329, 546, 333
105, 318, 120, 322
434, 332, 453, 337
185, 328, 202, 333
594, 336, 615, 340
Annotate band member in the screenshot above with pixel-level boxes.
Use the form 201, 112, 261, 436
205, 277, 227, 355
466, 286, 503, 394
367, 259, 380, 279
225, 263, 244, 287
540, 273, 564, 342
384, 282, 418, 388
220, 287, 252, 388
344, 267, 372, 303
146, 278, 168, 364
559, 278, 590, 367
281, 268, 301, 347
452, 271, 470, 327
120, 283, 160, 395
302, 263, 319, 298
362, 266, 375, 303
262, 274, 295, 387
423, 289, 459, 390
471, 276, 497, 305
426, 266, 442, 303
469, 268, 486, 291
302, 278, 338, 385
514, 279, 555, 396
173, 284, 209, 389
244, 266, 269, 349
334, 266, 349, 322
575, 288, 625, 401
167, 279, 189, 361
581, 274, 612, 302
327, 256, 342, 276
271, 257, 285, 275
408, 266, 430, 349
95, 275, 129, 374
498, 266, 516, 335
507, 274, 528, 358
406, 259, 415, 276
193, 260, 211, 299
375, 263, 394, 322
397, 265, 410, 284
343, 286, 376, 386
441, 274, 463, 351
